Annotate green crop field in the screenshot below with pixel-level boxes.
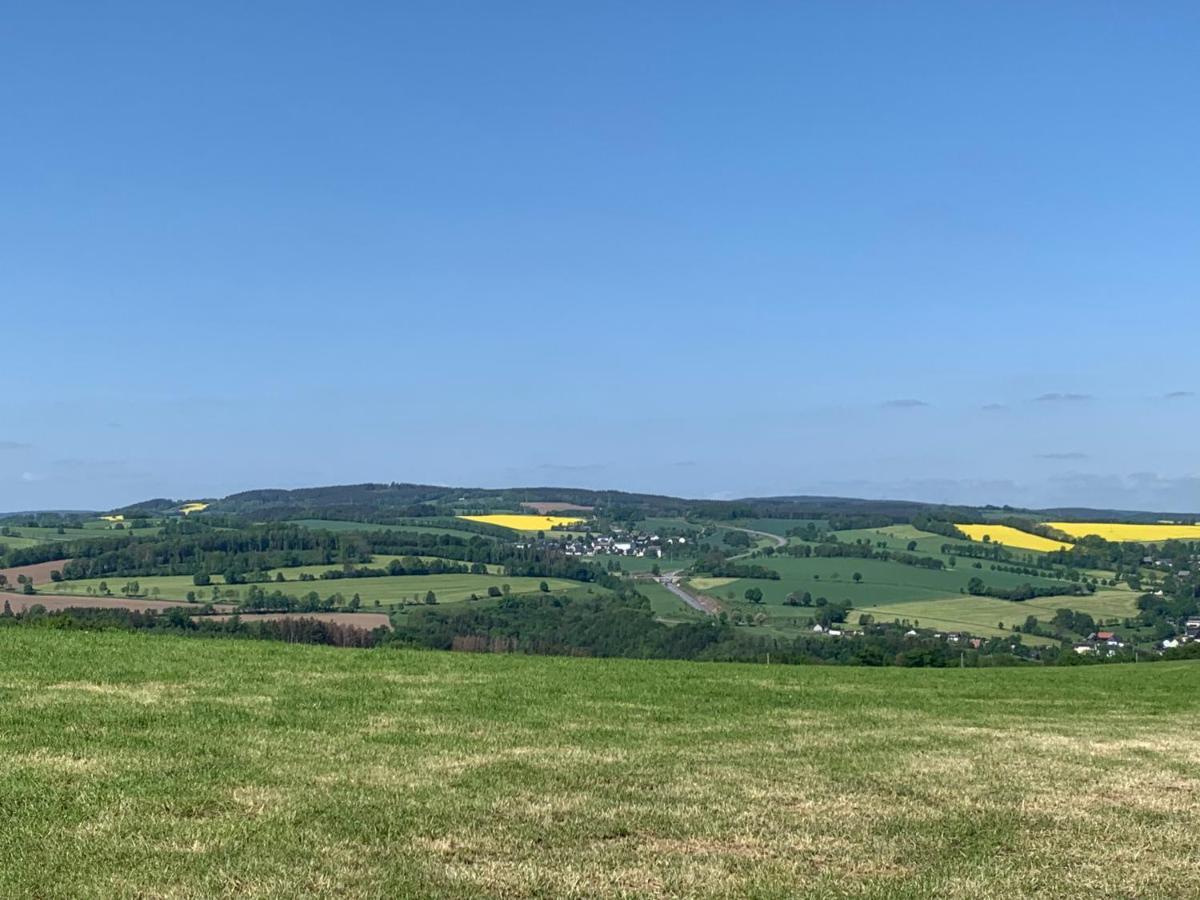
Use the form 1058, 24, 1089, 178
0, 533, 44, 550
853, 589, 1141, 641
732, 589, 1140, 647
53, 568, 577, 607
850, 597, 1056, 643
721, 518, 824, 537
1, 523, 164, 547
698, 555, 1073, 609
2, 629, 1199, 898
289, 519, 485, 540
830, 524, 979, 556
595, 553, 681, 574
636, 517, 695, 533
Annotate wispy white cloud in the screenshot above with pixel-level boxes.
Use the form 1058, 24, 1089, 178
1033, 392, 1092, 403
535, 462, 607, 473
880, 399, 929, 409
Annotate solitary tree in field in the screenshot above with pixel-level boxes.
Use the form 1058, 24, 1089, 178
852, 572, 863, 584
744, 587, 764, 604
424, 591, 437, 604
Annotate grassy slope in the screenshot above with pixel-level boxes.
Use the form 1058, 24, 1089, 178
53, 569, 577, 606
697, 555, 1136, 644
289, 518, 485, 539
2, 630, 1199, 898
700, 555, 1073, 608
638, 579, 706, 622
721, 518, 825, 536
851, 591, 1140, 642
852, 590, 1134, 638
0, 534, 43, 550
832, 524, 979, 555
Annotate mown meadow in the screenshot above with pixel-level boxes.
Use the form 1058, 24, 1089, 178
2, 629, 1199, 899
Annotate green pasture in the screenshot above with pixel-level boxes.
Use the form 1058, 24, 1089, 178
51, 566, 574, 608
0, 522, 163, 548
829, 524, 979, 556
720, 518, 825, 537
288, 519, 484, 540
636, 578, 706, 622
2, 629, 1199, 898
851, 589, 1140, 644
696, 555, 1074, 609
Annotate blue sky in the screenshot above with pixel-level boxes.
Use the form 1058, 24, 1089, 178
2, 2, 1198, 512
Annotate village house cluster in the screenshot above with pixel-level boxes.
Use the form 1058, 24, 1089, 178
558, 528, 677, 559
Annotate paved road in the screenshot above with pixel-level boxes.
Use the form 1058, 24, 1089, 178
657, 575, 719, 615
659, 524, 788, 616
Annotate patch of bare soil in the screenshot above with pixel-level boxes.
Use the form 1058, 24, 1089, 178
520, 502, 594, 514
0, 559, 73, 586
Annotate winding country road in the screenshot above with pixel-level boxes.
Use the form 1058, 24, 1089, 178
659, 524, 789, 615
725, 525, 787, 559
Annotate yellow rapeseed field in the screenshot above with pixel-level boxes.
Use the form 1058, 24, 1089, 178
179, 502, 209, 515
98, 514, 125, 523
458, 514, 586, 531
1045, 522, 1200, 543
955, 524, 1073, 552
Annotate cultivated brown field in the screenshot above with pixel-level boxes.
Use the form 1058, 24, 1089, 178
520, 501, 593, 514
199, 612, 392, 629
0, 559, 73, 586
1, 595, 236, 614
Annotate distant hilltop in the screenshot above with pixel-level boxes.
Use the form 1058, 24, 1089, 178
73, 481, 1197, 527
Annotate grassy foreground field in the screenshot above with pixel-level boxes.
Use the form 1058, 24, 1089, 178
3, 631, 1200, 898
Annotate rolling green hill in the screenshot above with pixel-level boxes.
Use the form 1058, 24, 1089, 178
697, 554, 1076, 608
